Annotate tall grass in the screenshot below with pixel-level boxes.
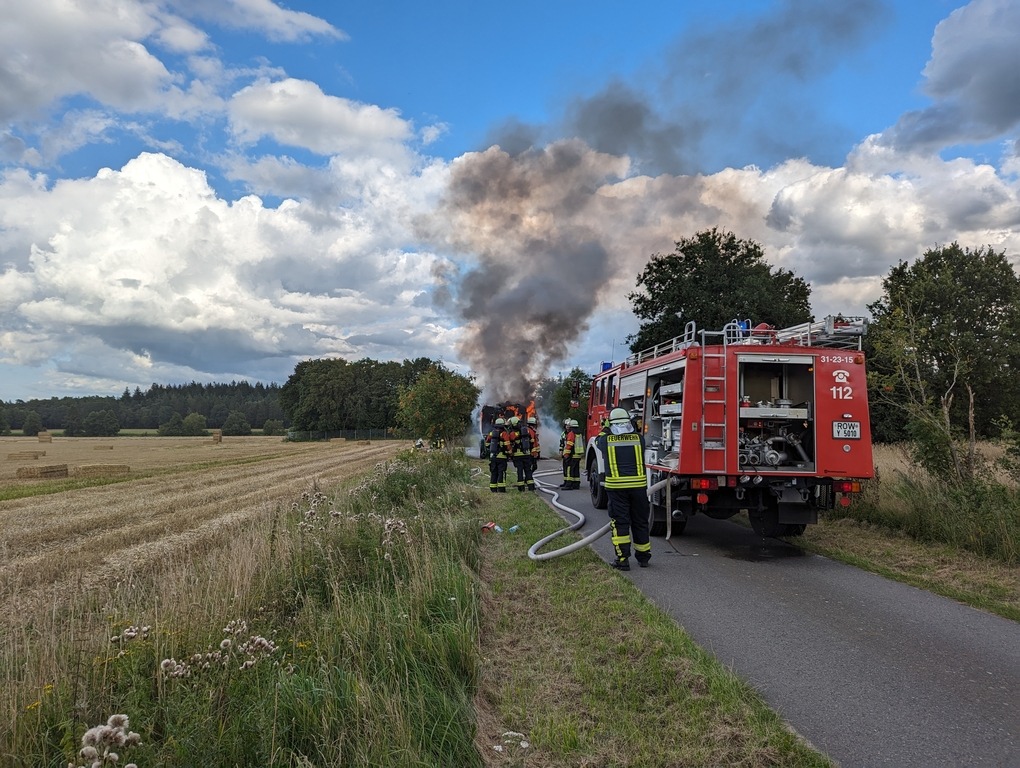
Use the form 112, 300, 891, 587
1, 450, 486, 767
831, 450, 1020, 565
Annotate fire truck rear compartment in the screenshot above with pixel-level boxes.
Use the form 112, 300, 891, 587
736, 356, 815, 472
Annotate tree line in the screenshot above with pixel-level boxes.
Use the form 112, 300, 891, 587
0, 381, 287, 436
0, 357, 480, 442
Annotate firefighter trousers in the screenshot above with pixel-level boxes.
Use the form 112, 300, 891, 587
489, 458, 508, 492
607, 486, 651, 563
512, 456, 534, 490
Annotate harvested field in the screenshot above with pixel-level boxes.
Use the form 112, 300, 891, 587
0, 436, 410, 621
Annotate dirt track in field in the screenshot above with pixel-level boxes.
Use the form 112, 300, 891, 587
0, 437, 408, 605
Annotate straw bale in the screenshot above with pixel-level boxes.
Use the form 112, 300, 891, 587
37, 433, 53, 443
93, 445, 115, 450
7, 451, 45, 460
16, 464, 68, 479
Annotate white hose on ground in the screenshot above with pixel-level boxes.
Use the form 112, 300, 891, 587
527, 469, 611, 561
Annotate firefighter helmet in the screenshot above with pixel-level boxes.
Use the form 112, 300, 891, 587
609, 408, 630, 423
527, 416, 537, 425
568, 419, 580, 428
494, 418, 505, 426
508, 416, 520, 426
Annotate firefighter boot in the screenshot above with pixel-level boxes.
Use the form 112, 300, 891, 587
611, 558, 631, 571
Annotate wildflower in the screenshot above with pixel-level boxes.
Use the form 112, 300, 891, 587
70, 714, 141, 768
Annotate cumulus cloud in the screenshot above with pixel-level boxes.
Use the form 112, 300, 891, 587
881, 0, 1020, 151
0, 0, 169, 121
229, 78, 413, 159
0, 152, 453, 389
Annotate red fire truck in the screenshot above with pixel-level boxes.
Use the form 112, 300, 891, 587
585, 316, 873, 538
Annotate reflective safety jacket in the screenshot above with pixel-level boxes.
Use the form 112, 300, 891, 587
528, 426, 540, 458
562, 429, 577, 460
571, 428, 585, 459
594, 430, 646, 489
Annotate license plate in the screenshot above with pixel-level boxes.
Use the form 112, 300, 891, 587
832, 421, 861, 439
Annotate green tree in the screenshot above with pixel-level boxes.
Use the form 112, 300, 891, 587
82, 410, 120, 437
627, 228, 812, 352
182, 412, 208, 436
867, 243, 1020, 481
221, 411, 252, 436
22, 411, 43, 436
280, 356, 435, 432
396, 364, 479, 446
262, 419, 285, 436
158, 413, 185, 436
0, 409, 9, 436
63, 406, 84, 437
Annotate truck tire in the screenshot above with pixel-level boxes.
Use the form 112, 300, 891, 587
588, 466, 608, 510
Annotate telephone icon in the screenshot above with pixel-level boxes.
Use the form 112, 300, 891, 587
833, 369, 850, 383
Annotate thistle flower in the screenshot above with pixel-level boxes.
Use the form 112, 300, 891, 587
70, 714, 141, 768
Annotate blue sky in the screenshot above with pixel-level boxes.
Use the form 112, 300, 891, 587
2, 0, 1018, 404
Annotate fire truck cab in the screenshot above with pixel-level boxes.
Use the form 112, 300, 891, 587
585, 316, 873, 538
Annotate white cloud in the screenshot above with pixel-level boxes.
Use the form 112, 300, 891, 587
229, 79, 413, 159
0, 151, 454, 389
169, 0, 347, 44
0, 0, 171, 121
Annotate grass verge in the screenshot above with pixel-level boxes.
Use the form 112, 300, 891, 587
474, 477, 831, 767
792, 517, 1020, 622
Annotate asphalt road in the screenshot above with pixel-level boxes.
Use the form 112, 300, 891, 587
534, 477, 1020, 768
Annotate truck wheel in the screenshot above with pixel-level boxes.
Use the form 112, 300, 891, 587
782, 523, 806, 537
649, 506, 666, 537
588, 468, 608, 510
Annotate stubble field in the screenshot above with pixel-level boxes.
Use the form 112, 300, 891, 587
0, 436, 409, 620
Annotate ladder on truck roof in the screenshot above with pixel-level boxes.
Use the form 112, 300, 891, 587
625, 315, 868, 367
726, 316, 869, 350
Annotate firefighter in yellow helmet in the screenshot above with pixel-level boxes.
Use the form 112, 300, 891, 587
593, 407, 651, 570
559, 419, 580, 489
486, 417, 508, 492
568, 418, 585, 489
507, 415, 529, 492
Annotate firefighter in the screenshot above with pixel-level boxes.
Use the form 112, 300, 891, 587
557, 418, 569, 485
507, 416, 529, 492
559, 419, 576, 489
487, 417, 508, 492
594, 407, 651, 570
526, 416, 540, 490
568, 418, 585, 489
559, 419, 583, 489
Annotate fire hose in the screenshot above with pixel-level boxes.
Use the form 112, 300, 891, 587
527, 468, 611, 561
527, 467, 673, 560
